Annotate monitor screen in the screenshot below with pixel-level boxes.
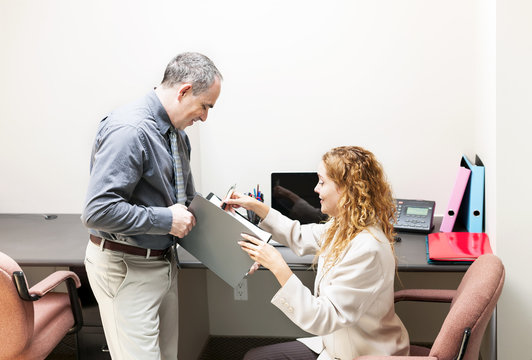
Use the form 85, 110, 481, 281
271, 172, 327, 224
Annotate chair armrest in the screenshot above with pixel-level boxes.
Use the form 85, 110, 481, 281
355, 357, 437, 360
394, 289, 456, 303
29, 270, 81, 297
31, 270, 83, 334
12, 269, 83, 333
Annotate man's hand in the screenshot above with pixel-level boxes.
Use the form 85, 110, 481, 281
168, 204, 196, 238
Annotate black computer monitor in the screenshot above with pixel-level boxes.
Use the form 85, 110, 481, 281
271, 172, 327, 224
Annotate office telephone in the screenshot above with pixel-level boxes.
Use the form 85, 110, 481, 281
394, 199, 435, 233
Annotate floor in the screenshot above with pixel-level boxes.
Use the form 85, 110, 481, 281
47, 334, 77, 360
198, 336, 296, 360
47, 335, 440, 360
47, 335, 296, 360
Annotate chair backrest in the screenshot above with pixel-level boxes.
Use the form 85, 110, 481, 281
429, 254, 505, 360
0, 251, 35, 359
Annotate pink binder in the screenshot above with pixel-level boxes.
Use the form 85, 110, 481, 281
439, 166, 471, 232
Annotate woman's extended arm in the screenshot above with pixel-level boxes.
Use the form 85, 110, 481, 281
238, 234, 293, 286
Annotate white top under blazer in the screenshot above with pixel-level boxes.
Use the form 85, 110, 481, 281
260, 209, 410, 360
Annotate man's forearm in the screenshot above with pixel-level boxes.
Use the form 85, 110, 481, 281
82, 201, 172, 235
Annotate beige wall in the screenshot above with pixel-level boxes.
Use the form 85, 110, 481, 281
207, 270, 314, 337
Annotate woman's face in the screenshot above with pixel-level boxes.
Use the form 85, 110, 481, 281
314, 161, 342, 217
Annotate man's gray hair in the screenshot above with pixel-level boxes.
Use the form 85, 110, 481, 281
161, 52, 223, 95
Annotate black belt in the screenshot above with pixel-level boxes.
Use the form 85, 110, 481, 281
89, 235, 169, 257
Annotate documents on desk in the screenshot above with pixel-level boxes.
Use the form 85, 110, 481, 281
178, 193, 271, 288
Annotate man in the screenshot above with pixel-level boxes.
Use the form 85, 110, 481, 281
81, 52, 222, 359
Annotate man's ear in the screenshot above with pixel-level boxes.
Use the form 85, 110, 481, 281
177, 83, 192, 100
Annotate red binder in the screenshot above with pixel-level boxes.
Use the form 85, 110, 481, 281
426, 232, 492, 263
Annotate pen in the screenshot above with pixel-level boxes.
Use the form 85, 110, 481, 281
221, 184, 236, 210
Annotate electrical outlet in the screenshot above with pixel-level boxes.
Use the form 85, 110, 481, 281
234, 278, 248, 301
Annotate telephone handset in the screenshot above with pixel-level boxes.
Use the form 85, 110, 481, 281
394, 199, 435, 233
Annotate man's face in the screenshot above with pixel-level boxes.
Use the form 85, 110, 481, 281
171, 77, 221, 130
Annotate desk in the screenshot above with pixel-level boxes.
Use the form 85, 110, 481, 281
0, 214, 483, 359
0, 213, 467, 271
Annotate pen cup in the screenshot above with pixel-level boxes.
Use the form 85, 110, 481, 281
247, 210, 260, 225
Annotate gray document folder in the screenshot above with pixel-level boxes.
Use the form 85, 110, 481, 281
178, 193, 272, 288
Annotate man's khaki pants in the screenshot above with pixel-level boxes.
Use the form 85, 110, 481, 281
85, 240, 179, 360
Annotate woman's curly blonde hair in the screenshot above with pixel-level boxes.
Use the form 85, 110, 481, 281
317, 146, 397, 268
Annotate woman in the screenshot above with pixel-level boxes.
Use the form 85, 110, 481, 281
225, 146, 409, 360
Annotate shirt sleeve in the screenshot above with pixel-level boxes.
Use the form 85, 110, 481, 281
260, 208, 325, 257
270, 241, 385, 336
81, 124, 172, 235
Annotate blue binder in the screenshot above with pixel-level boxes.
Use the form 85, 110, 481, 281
458, 155, 485, 233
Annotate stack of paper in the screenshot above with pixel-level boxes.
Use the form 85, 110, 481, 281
426, 232, 492, 264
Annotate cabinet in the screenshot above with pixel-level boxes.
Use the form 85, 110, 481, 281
71, 266, 111, 360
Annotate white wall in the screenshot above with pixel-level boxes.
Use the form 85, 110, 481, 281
1, 0, 478, 217
472, 0, 499, 357
473, 0, 497, 249
200, 0, 479, 213
496, 0, 532, 358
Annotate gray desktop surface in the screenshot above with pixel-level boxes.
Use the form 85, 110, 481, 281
394, 216, 469, 272
0, 214, 88, 266
0, 213, 468, 272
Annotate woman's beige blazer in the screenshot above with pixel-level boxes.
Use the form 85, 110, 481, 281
260, 209, 410, 360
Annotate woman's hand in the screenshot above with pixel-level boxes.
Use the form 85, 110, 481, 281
238, 233, 293, 286
247, 261, 260, 275
223, 192, 270, 219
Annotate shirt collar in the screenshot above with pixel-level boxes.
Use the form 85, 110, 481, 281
146, 89, 174, 136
